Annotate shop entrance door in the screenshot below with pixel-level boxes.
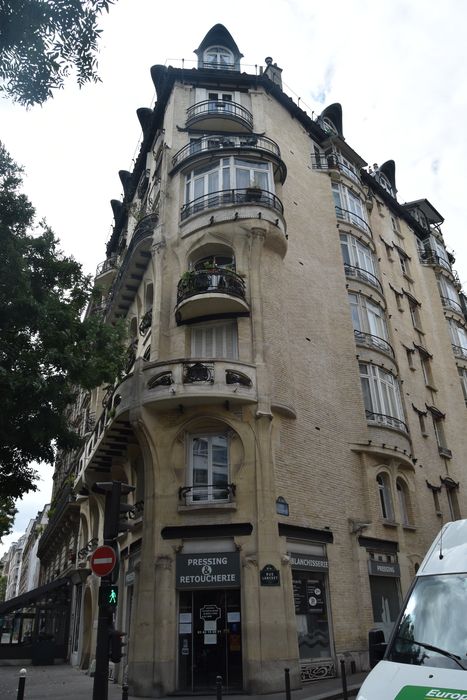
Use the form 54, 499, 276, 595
178, 589, 242, 692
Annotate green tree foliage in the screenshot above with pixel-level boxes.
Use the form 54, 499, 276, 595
0, 142, 126, 508
0, 496, 17, 543
0, 574, 7, 602
0, 0, 114, 107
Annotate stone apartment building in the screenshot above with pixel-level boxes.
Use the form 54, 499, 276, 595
24, 24, 467, 696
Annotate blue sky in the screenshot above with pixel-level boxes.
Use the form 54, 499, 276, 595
1, 0, 467, 554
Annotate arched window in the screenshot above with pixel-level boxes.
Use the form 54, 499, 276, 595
203, 46, 234, 70
377, 473, 394, 521
188, 433, 229, 503
396, 478, 411, 525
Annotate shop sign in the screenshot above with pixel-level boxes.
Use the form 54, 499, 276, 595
176, 552, 240, 589
368, 559, 400, 577
289, 553, 329, 572
125, 571, 135, 586
260, 564, 280, 586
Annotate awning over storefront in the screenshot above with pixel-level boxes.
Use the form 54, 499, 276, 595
0, 577, 70, 615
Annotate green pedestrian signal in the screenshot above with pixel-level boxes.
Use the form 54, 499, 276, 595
99, 585, 118, 610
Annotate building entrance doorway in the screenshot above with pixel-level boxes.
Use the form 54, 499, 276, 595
178, 589, 242, 692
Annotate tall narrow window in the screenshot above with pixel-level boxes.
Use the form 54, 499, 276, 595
457, 367, 467, 404
189, 434, 229, 502
360, 364, 406, 431
333, 183, 368, 231
396, 478, 411, 526
377, 473, 394, 521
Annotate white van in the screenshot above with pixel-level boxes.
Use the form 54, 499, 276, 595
357, 520, 467, 700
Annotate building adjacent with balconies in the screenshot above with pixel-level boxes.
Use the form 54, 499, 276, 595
33, 24, 467, 696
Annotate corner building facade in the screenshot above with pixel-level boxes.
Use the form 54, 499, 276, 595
68, 25, 467, 696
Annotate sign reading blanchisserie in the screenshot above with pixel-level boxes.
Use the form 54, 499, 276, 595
288, 553, 329, 572
260, 564, 280, 586
176, 552, 240, 588
368, 559, 401, 577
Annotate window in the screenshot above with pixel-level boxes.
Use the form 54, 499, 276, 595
391, 216, 401, 236
184, 157, 272, 204
406, 348, 415, 370
333, 183, 368, 231
340, 234, 378, 279
432, 415, 447, 450
445, 481, 461, 520
437, 275, 461, 313
429, 235, 450, 270
408, 299, 423, 332
398, 251, 410, 277
189, 434, 229, 502
457, 367, 467, 404
360, 363, 406, 430
348, 293, 390, 349
396, 478, 411, 526
448, 319, 467, 358
203, 47, 234, 70
377, 473, 394, 521
191, 321, 238, 359
207, 91, 233, 112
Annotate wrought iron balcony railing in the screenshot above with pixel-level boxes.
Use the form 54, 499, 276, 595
177, 268, 246, 305
172, 134, 281, 169
354, 330, 394, 358
311, 154, 361, 184
178, 483, 236, 505
440, 296, 463, 315
365, 410, 409, 434
452, 343, 467, 361
186, 99, 253, 130
181, 188, 283, 221
344, 263, 383, 294
335, 206, 372, 238
419, 248, 451, 271
96, 255, 118, 277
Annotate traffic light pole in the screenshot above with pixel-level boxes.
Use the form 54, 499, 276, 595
92, 482, 121, 700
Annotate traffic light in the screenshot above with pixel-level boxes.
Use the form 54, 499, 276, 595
99, 584, 119, 612
109, 629, 127, 663
92, 481, 136, 540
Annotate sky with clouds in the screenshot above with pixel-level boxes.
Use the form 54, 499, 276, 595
1, 0, 467, 555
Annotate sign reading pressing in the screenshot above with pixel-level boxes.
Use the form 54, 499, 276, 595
368, 559, 400, 577
176, 552, 240, 589
260, 564, 280, 586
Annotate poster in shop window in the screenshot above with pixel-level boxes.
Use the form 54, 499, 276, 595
293, 576, 325, 614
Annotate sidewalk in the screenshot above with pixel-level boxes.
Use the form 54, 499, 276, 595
0, 664, 365, 700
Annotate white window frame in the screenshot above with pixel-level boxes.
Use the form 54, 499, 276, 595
340, 233, 377, 276
396, 478, 410, 526
203, 46, 235, 70
333, 182, 368, 229
348, 293, 388, 341
360, 363, 405, 428
191, 320, 238, 359
185, 156, 273, 204
188, 433, 229, 503
458, 366, 467, 404
448, 319, 467, 351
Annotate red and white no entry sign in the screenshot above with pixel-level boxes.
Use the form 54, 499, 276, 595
90, 545, 117, 577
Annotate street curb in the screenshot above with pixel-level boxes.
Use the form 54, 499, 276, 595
303, 682, 361, 700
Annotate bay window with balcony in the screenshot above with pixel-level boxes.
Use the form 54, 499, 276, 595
348, 293, 393, 356
359, 363, 407, 432
340, 233, 382, 293
332, 182, 370, 235
448, 319, 467, 360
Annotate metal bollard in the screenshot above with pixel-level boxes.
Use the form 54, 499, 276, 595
340, 659, 349, 700
16, 668, 27, 700
122, 682, 129, 700
284, 667, 291, 700
216, 675, 223, 700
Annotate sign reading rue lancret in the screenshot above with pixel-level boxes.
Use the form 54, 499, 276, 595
176, 552, 240, 588
260, 564, 280, 586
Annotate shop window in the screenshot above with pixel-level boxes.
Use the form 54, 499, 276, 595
369, 572, 401, 635
188, 434, 229, 503
377, 473, 394, 522
191, 320, 238, 359
396, 478, 411, 526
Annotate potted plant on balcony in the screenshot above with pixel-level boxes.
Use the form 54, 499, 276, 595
245, 178, 263, 202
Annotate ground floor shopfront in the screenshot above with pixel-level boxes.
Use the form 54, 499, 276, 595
72, 529, 405, 695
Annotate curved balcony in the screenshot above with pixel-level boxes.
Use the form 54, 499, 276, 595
354, 330, 394, 358
186, 100, 253, 132
336, 206, 372, 239
440, 295, 464, 316
142, 359, 257, 409
172, 135, 286, 182
95, 255, 118, 282
311, 154, 362, 185
181, 188, 283, 222
452, 343, 467, 361
106, 213, 157, 321
344, 263, 383, 295
176, 268, 249, 324
365, 410, 409, 434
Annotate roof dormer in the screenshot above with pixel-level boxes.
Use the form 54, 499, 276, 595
194, 24, 243, 71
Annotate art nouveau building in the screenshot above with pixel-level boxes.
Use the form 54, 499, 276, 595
51, 25, 467, 695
